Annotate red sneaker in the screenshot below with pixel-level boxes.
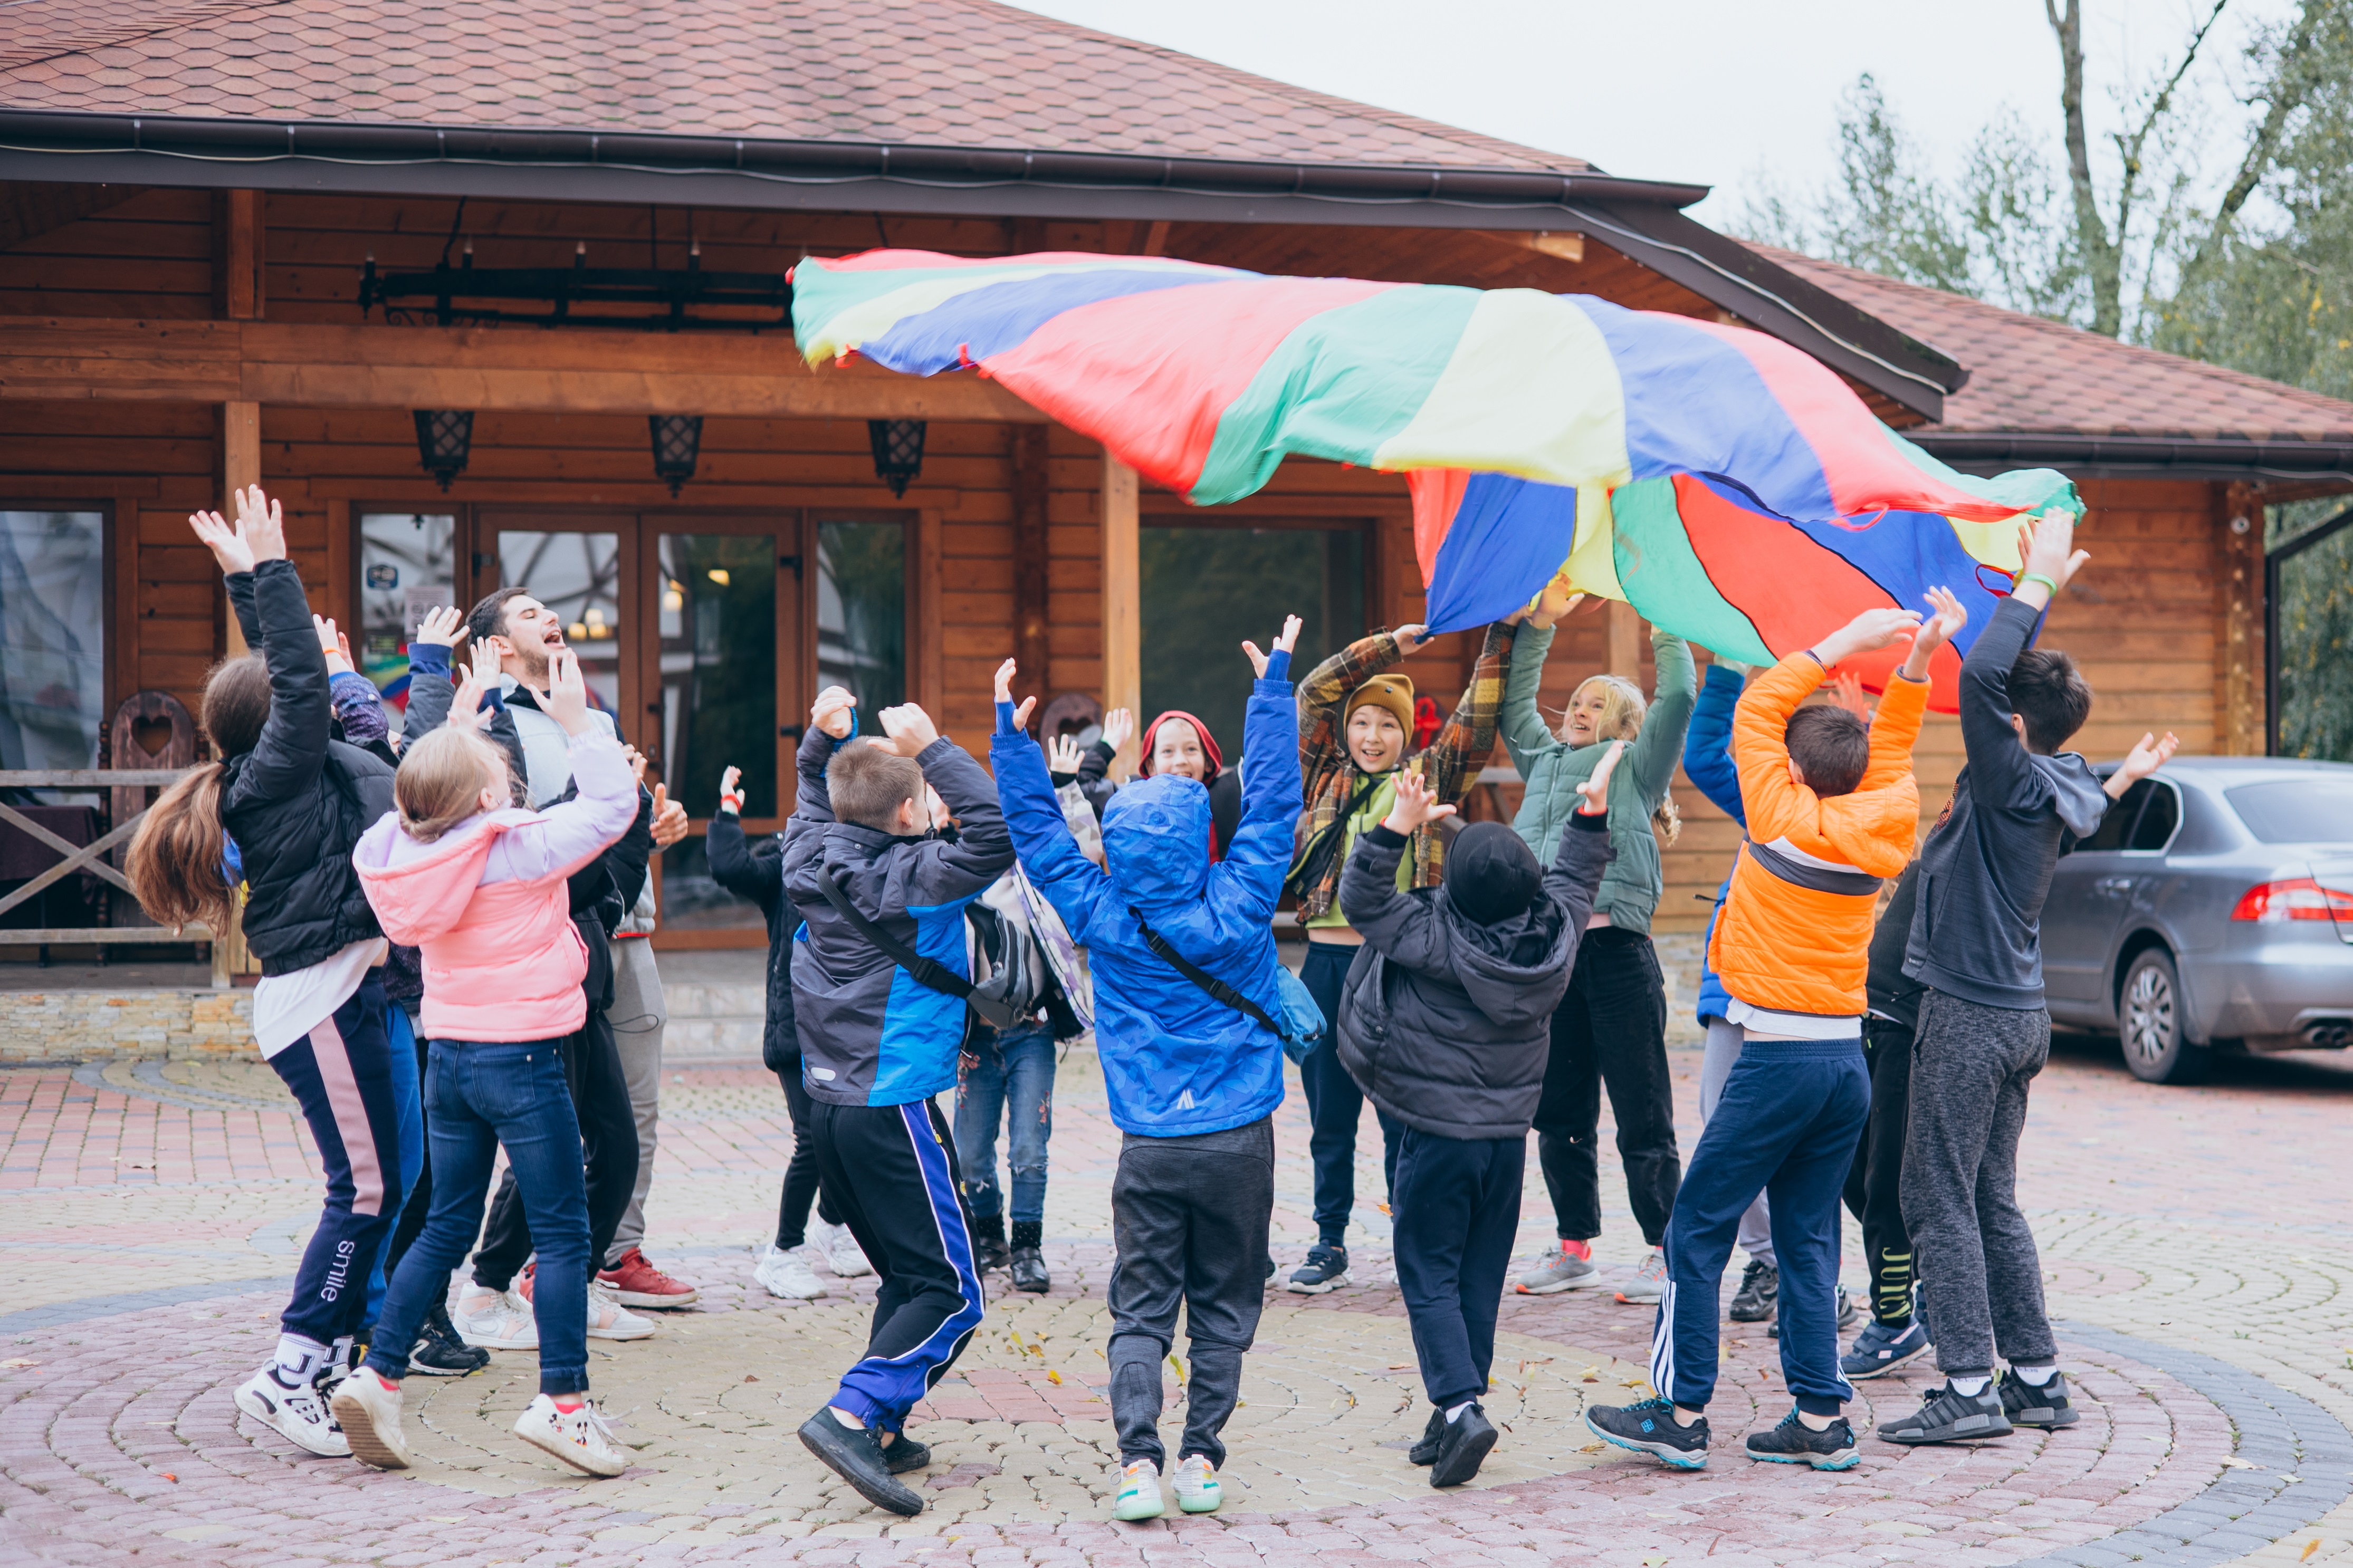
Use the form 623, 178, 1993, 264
597, 1247, 701, 1310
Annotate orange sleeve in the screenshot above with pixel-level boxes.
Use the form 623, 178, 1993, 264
1859, 671, 1928, 792
1731, 652, 1825, 843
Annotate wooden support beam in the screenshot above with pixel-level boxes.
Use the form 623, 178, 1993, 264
0, 316, 1049, 422
2219, 482, 2265, 755
220, 399, 259, 657
211, 189, 265, 321
1101, 451, 1142, 776
1010, 425, 1051, 698
1607, 599, 1642, 678
914, 507, 944, 717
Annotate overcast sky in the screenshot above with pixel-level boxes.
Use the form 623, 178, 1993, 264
1010, 1, 2293, 231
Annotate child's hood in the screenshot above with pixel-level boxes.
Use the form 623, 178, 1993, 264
1442, 893, 1573, 1028
352, 806, 536, 944
2034, 751, 2110, 839
1101, 774, 1210, 906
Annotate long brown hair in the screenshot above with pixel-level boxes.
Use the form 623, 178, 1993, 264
126, 656, 272, 934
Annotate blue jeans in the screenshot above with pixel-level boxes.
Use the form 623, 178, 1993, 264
364, 1003, 424, 1331
952, 1023, 1054, 1227
366, 1038, 592, 1397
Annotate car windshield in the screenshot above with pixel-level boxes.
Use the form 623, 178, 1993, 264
2224, 778, 2353, 844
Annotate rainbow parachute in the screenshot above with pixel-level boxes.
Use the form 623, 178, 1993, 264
791, 250, 2078, 706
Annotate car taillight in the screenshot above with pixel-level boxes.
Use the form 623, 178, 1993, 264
2230, 878, 2353, 922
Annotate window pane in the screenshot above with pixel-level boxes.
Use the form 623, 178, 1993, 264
499, 530, 624, 716
0, 510, 105, 802
1142, 525, 1366, 763
816, 520, 905, 717
2077, 780, 2145, 852
2129, 783, 2179, 850
657, 534, 776, 819
358, 512, 456, 710
657, 835, 767, 932
2226, 778, 2353, 844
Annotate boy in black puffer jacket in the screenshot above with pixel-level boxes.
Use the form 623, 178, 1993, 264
1335, 743, 1620, 1489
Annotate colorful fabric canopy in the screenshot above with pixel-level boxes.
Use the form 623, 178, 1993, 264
792, 249, 2078, 704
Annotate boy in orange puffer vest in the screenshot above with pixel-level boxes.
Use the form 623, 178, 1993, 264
1586, 590, 1962, 1474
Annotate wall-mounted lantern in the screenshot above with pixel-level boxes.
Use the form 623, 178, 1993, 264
649, 414, 704, 497
868, 419, 926, 497
413, 410, 475, 491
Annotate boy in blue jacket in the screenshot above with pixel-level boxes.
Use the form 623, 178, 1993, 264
783, 688, 1013, 1516
989, 619, 1303, 1523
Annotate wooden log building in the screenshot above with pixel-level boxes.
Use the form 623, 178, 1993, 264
3, 0, 2351, 958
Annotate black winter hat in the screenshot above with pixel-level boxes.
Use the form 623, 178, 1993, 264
1444, 821, 1543, 927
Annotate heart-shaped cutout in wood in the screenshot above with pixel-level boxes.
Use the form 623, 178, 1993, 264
128, 717, 175, 760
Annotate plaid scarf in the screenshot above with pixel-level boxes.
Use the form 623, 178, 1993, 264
1290, 622, 1515, 919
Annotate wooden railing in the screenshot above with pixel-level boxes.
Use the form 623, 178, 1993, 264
0, 768, 227, 984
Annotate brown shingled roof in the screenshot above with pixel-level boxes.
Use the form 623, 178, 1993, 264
0, 0, 1591, 173
1757, 245, 2353, 455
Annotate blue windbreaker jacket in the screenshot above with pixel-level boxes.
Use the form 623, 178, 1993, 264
1682, 662, 1747, 1027
991, 656, 1299, 1137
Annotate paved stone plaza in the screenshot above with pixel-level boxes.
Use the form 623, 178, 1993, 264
5, 1030, 2353, 1566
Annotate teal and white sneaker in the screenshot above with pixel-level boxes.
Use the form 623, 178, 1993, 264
1585, 1397, 1710, 1469
1113, 1457, 1164, 1521
1171, 1452, 1222, 1513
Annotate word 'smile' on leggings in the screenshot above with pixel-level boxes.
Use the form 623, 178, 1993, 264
473, 1011, 639, 1290
775, 1060, 844, 1247
1532, 926, 1680, 1246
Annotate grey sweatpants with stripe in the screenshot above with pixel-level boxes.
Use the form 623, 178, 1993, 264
1899, 988, 2058, 1378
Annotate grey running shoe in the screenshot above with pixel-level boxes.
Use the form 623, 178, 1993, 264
1745, 1409, 1860, 1470
1615, 1248, 1669, 1304
1286, 1243, 1350, 1294
1877, 1382, 2013, 1445
1728, 1259, 1777, 1322
1998, 1368, 2079, 1429
1515, 1242, 1599, 1295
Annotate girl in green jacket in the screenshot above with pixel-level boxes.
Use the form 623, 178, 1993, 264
1497, 597, 1695, 1305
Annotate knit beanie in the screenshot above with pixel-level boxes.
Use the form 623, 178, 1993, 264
1345, 672, 1415, 738
1444, 821, 1543, 927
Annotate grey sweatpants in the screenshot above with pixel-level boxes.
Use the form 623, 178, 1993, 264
1899, 988, 2058, 1377
1106, 1117, 1275, 1470
607, 936, 667, 1266
1699, 1019, 1775, 1271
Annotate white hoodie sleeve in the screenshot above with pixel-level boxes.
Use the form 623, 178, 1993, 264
480, 729, 639, 888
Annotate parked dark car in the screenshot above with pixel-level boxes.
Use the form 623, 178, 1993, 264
2043, 756, 2353, 1083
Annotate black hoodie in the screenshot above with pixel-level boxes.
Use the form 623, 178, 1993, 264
1334, 812, 1611, 1141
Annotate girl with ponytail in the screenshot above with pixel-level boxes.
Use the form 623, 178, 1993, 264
126, 486, 413, 1464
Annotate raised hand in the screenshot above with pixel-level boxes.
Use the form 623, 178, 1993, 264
2110, 730, 2180, 795
1011, 695, 1037, 732
1379, 766, 1456, 835
542, 648, 591, 736
623, 744, 651, 786
413, 605, 465, 650
233, 485, 287, 564
718, 764, 744, 813
1828, 670, 1875, 722
1046, 734, 1086, 775
1812, 605, 1924, 668
1241, 614, 1304, 678
1101, 707, 1135, 755
1901, 585, 1968, 681
2014, 509, 2089, 605
651, 783, 688, 848
876, 703, 940, 756
1392, 622, 1430, 656
187, 508, 255, 576
992, 658, 1018, 705
446, 667, 495, 733
1575, 739, 1626, 815
811, 685, 857, 740
313, 615, 351, 674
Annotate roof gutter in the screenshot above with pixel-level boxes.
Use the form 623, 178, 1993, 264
1911, 431, 2353, 484
0, 109, 1710, 224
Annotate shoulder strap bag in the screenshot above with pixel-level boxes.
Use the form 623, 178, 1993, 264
1128, 908, 1326, 1064
812, 871, 1017, 1030
1282, 769, 1387, 901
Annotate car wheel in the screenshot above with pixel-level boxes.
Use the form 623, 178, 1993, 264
2119, 948, 2209, 1084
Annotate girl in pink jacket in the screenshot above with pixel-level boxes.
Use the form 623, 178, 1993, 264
332, 650, 639, 1481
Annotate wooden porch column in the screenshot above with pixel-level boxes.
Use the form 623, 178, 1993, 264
1101, 451, 1142, 774
2219, 482, 2265, 756
1011, 426, 1051, 698
211, 189, 265, 321
220, 400, 260, 656
1606, 600, 1642, 678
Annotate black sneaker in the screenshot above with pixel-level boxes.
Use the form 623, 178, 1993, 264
1429, 1402, 1498, 1487
799, 1409, 926, 1515
1744, 1409, 1860, 1470
1998, 1368, 2080, 1429
1286, 1243, 1349, 1295
1876, 1382, 2013, 1445
971, 1214, 1010, 1274
410, 1303, 491, 1377
1728, 1260, 1778, 1323
1768, 1283, 1858, 1339
1009, 1247, 1051, 1294
1408, 1407, 1446, 1466
879, 1431, 932, 1473
1840, 1317, 1931, 1380
1585, 1398, 1709, 1470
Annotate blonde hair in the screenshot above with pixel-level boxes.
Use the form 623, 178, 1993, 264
1558, 674, 1682, 846
396, 727, 510, 843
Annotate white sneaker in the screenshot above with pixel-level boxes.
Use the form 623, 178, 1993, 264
585, 1280, 658, 1341
233, 1364, 349, 1458
327, 1370, 410, 1470
814, 1220, 873, 1278
453, 1287, 538, 1351
1615, 1247, 1670, 1305
513, 1393, 627, 1478
1171, 1452, 1223, 1514
1113, 1456, 1164, 1521
755, 1242, 827, 1300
